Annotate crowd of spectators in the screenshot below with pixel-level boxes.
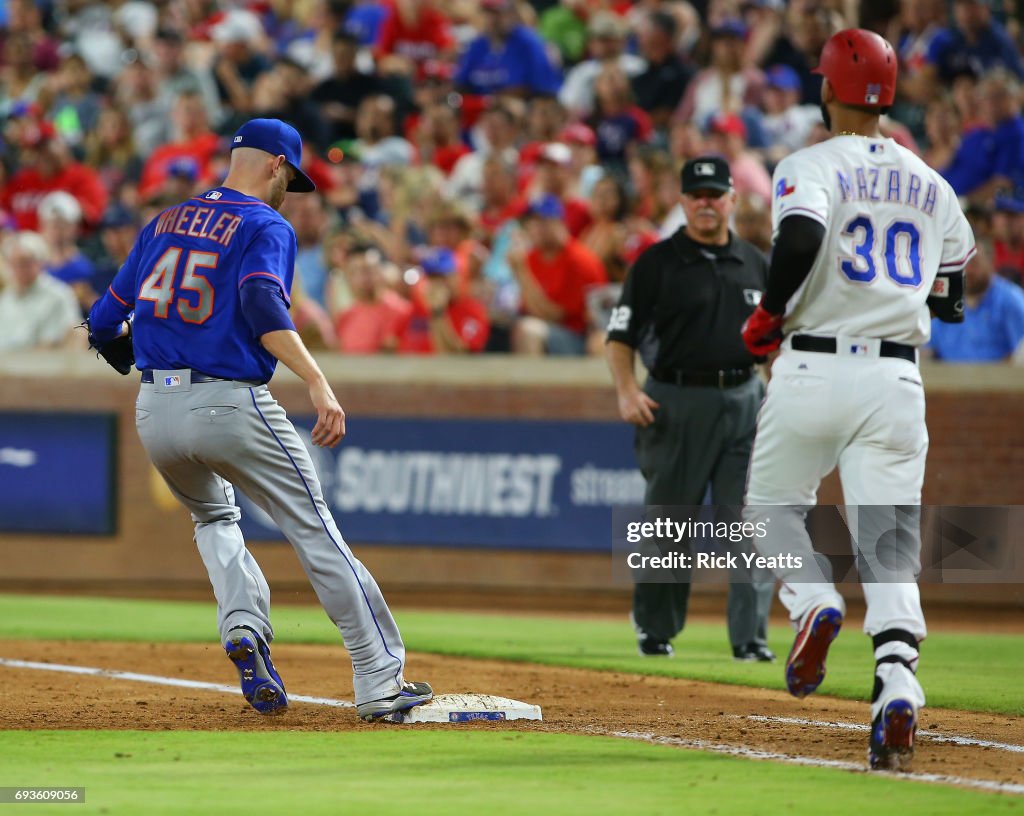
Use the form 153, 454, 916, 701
0, 0, 1022, 362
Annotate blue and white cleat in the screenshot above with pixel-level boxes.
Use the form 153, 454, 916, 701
224, 627, 288, 715
785, 605, 843, 698
869, 698, 918, 771
357, 681, 434, 722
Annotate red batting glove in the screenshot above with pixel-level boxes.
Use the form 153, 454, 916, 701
741, 305, 785, 356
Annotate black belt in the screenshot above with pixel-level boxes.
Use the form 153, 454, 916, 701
141, 369, 262, 385
650, 367, 754, 389
790, 334, 917, 363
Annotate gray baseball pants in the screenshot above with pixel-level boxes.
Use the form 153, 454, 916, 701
135, 371, 406, 705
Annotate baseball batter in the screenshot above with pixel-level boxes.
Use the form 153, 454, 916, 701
86, 118, 433, 721
740, 31, 974, 770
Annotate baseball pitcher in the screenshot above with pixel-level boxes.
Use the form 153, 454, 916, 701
740, 30, 974, 770
86, 118, 433, 721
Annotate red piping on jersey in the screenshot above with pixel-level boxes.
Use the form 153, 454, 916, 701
239, 271, 287, 290
939, 246, 977, 268
109, 285, 129, 306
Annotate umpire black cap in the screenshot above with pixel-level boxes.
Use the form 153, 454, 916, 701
681, 156, 733, 194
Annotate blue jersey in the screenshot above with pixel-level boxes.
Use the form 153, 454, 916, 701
89, 187, 297, 382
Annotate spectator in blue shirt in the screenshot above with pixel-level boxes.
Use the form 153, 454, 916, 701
926, 0, 1024, 82
930, 238, 1024, 363
941, 72, 998, 196
455, 0, 562, 98
971, 71, 1024, 200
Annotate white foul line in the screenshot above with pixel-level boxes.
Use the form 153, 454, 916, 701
2, 657, 1021, 795
608, 731, 1024, 796
0, 657, 353, 708
745, 715, 1024, 754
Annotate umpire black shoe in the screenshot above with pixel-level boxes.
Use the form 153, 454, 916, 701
638, 636, 674, 657
733, 643, 777, 662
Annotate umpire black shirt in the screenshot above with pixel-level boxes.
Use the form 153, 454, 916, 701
606, 228, 768, 373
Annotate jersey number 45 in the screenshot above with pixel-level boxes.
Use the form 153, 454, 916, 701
138, 247, 218, 324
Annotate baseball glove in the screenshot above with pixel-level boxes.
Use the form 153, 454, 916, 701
85, 317, 134, 375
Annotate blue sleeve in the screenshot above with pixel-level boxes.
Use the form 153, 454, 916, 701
996, 29, 1024, 78
926, 29, 952, 66
523, 30, 561, 95
1001, 284, 1024, 356
240, 276, 296, 338
991, 125, 1022, 178
87, 225, 147, 345
454, 39, 482, 91
238, 220, 296, 306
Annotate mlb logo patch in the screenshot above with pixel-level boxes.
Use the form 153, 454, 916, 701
206, 191, 222, 200
694, 162, 716, 176
164, 376, 181, 387
865, 83, 881, 105
869, 144, 885, 154
775, 178, 795, 198
233, 135, 243, 143
850, 344, 869, 355
743, 289, 763, 306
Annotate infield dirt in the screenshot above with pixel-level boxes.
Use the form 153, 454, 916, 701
3, 638, 1022, 789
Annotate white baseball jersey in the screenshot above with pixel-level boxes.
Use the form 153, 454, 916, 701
771, 135, 976, 345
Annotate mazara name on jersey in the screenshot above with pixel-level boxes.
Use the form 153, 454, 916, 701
152, 203, 244, 246
836, 167, 938, 216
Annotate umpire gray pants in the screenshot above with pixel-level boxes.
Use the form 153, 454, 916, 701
633, 375, 775, 648
135, 373, 406, 705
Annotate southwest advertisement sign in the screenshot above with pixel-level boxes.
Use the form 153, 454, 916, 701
238, 417, 644, 551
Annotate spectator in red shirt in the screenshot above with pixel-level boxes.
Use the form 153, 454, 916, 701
413, 103, 471, 174
0, 120, 108, 231
478, 155, 525, 241
399, 247, 490, 353
525, 142, 592, 237
335, 243, 413, 354
137, 91, 221, 201
376, 0, 455, 80
994, 196, 1024, 286
511, 194, 607, 355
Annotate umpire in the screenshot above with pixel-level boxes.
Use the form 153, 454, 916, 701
605, 156, 775, 660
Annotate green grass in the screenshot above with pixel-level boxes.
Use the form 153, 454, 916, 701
0, 731, 1018, 816
1, 593, 1022, 715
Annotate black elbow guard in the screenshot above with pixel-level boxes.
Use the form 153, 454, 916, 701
927, 271, 965, 323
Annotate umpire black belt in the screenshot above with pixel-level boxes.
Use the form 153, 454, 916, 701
650, 366, 753, 389
141, 369, 262, 385
790, 334, 917, 363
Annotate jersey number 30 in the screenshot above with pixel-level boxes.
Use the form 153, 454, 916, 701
840, 217, 922, 287
138, 248, 217, 324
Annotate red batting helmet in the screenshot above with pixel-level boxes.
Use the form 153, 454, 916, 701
813, 28, 897, 107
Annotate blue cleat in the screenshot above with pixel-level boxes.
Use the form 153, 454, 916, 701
224, 627, 288, 715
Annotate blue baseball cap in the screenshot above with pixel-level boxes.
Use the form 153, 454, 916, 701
524, 193, 565, 221
995, 195, 1024, 214
230, 118, 316, 193
167, 155, 199, 181
420, 246, 457, 276
766, 64, 802, 92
